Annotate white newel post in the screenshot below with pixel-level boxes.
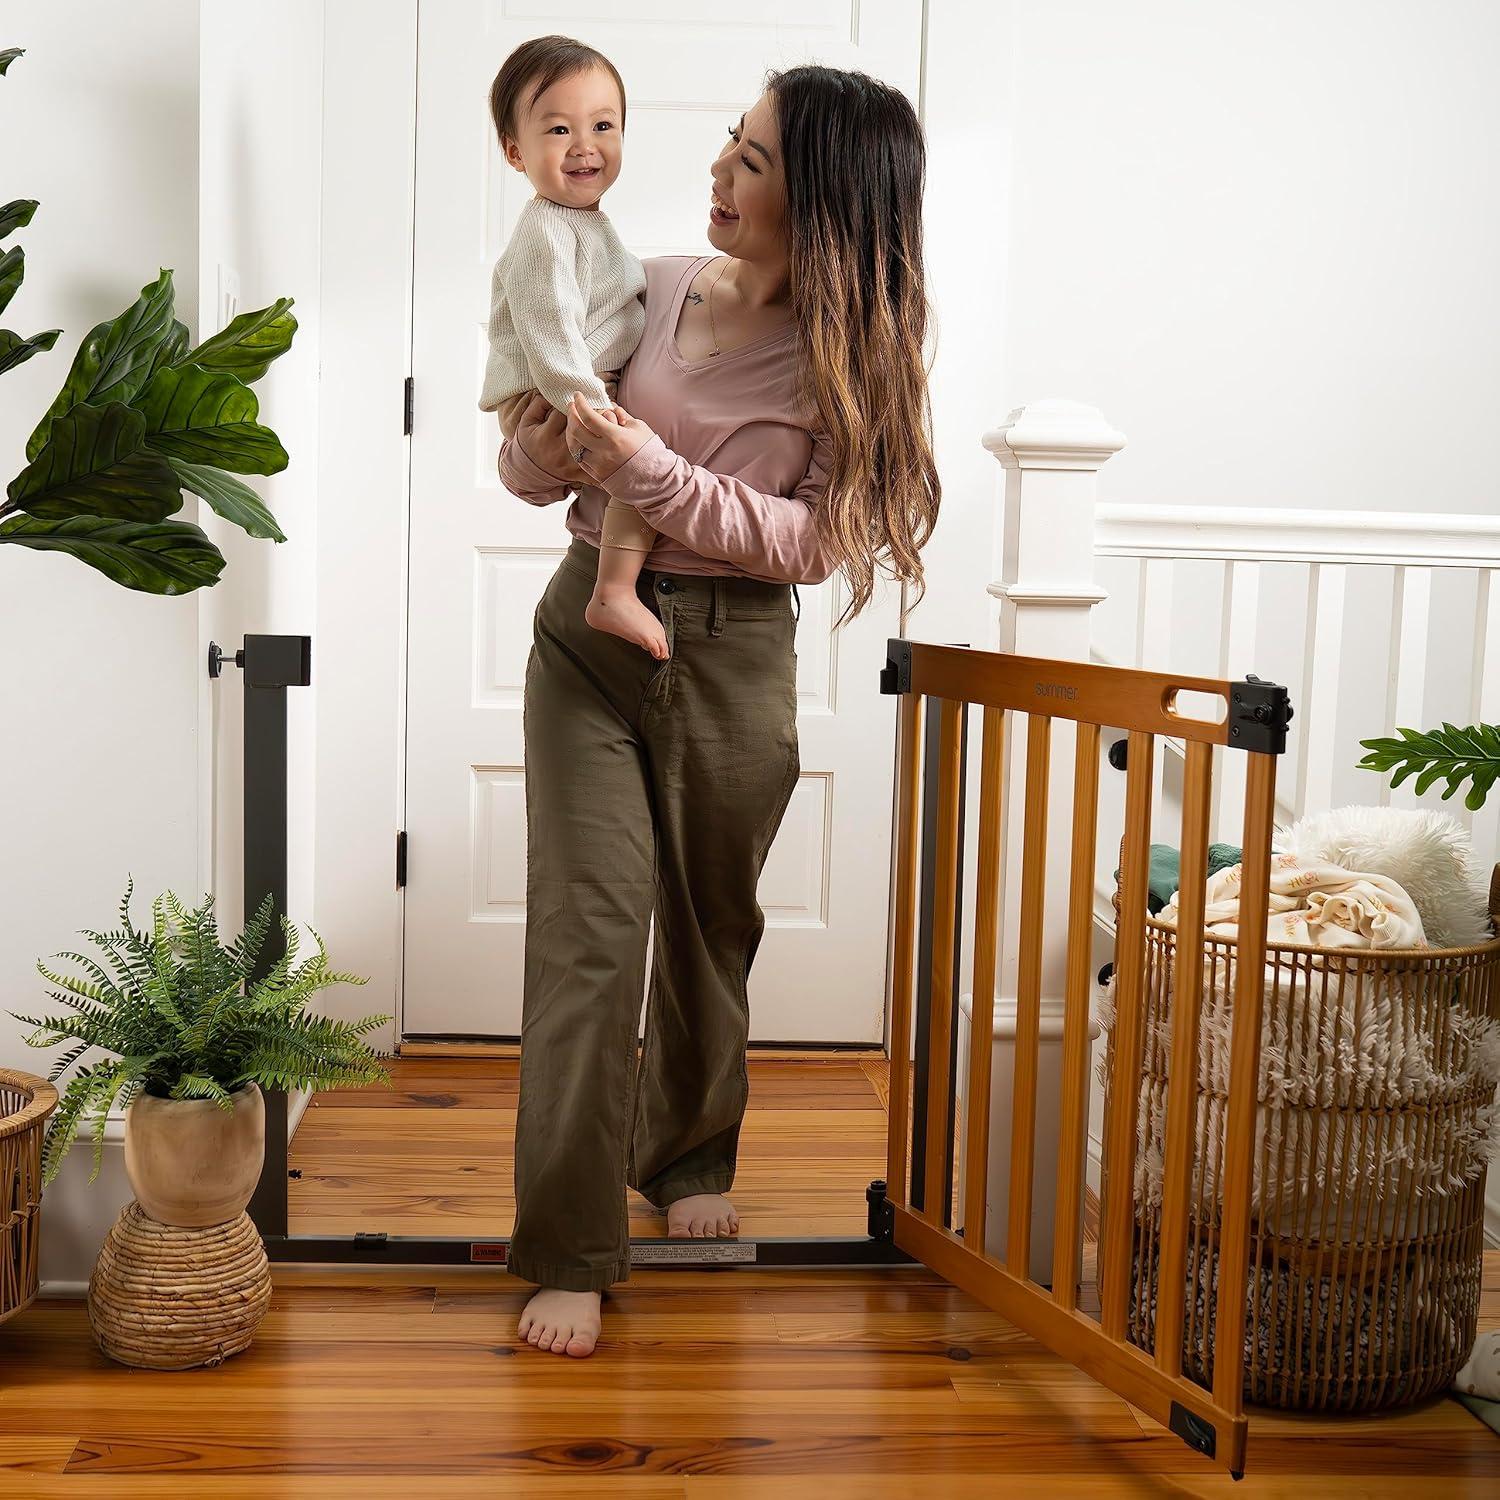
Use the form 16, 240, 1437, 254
957, 400, 1126, 1284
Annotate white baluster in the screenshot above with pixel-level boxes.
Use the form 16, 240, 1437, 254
1388, 566, 1433, 811
1297, 562, 1347, 817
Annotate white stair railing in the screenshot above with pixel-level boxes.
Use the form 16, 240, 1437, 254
1091, 504, 1500, 879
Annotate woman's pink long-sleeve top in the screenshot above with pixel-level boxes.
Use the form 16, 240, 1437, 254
497, 253, 836, 586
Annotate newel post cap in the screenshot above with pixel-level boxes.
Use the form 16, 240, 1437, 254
982, 399, 1126, 471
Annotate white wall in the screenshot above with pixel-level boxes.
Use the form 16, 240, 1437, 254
197, 0, 323, 954
979, 0, 1498, 517
0, 2, 200, 1287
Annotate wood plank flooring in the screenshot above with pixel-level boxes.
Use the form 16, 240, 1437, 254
1, 1052, 1495, 1494
288, 1052, 910, 1238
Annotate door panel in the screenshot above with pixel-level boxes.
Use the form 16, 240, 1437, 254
404, 1, 922, 1038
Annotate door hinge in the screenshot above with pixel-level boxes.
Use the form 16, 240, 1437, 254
395, 829, 407, 888
403, 376, 414, 435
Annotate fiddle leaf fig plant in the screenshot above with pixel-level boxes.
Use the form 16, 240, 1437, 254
0, 43, 296, 594
1357, 723, 1500, 811
10, 878, 393, 1186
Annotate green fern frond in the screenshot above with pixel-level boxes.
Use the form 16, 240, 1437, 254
170, 1073, 235, 1108
1357, 722, 1500, 812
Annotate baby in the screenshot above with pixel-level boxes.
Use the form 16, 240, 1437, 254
479, 34, 668, 660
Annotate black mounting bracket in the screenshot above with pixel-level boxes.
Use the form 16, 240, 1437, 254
1169, 1401, 1217, 1459
879, 638, 913, 695
1228, 674, 1293, 755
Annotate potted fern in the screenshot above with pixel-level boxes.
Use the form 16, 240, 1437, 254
10, 877, 391, 1226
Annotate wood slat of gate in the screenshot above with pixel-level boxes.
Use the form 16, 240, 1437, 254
1006, 714, 1051, 1277
1153, 738, 1213, 1375
962, 706, 1005, 1257
1052, 720, 1101, 1307
885, 690, 922, 1205
1212, 750, 1279, 1410
922, 697, 965, 1226
1098, 729, 1156, 1338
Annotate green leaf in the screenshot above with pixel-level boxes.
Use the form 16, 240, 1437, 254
0, 48, 23, 75
4, 401, 183, 521
145, 318, 191, 381
0, 510, 226, 594
169, 457, 286, 542
25, 269, 179, 461
0, 244, 20, 315
0, 198, 38, 240
134, 364, 289, 475
181, 297, 297, 383
0, 325, 61, 375
1357, 722, 1500, 812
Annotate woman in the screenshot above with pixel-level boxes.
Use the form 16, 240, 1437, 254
501, 62, 940, 1358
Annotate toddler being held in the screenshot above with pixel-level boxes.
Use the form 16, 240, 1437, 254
478, 35, 666, 659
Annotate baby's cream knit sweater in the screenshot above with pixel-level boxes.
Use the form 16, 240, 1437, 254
477, 195, 646, 415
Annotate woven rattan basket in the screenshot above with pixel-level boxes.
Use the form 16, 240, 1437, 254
1100, 866, 1500, 1412
1, 1068, 59, 1325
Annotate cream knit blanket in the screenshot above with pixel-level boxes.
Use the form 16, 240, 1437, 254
1157, 852, 1428, 950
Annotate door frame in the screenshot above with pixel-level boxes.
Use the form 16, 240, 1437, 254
310, 0, 419, 1052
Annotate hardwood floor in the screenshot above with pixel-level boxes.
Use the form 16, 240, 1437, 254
1, 1052, 1496, 1494
288, 1050, 900, 1238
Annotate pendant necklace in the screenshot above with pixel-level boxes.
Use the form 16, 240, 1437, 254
706, 257, 732, 357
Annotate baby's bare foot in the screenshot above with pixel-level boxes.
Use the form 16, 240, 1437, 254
517, 1287, 601, 1357
585, 587, 670, 659
667, 1193, 739, 1239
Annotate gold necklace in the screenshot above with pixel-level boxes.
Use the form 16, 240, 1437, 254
706, 257, 732, 357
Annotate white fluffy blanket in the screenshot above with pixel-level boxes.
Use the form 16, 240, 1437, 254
1157, 852, 1429, 951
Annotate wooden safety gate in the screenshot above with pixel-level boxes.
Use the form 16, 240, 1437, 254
875, 637, 1292, 1478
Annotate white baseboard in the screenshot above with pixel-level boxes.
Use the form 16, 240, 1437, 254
38, 1280, 88, 1300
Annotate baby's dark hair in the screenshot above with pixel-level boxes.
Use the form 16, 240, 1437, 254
488, 34, 627, 147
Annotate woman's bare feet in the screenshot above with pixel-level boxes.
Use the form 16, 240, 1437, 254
585, 585, 670, 659
667, 1192, 739, 1238
517, 1287, 601, 1357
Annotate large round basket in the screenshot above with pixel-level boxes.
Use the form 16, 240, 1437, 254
1, 1068, 60, 1326
1101, 870, 1500, 1412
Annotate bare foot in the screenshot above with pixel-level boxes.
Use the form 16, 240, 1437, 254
517, 1287, 601, 1357
585, 586, 670, 660
667, 1193, 739, 1239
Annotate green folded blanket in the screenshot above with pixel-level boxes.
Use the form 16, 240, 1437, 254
1114, 842, 1243, 915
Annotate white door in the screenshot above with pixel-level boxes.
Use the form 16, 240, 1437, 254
403, 1, 921, 1041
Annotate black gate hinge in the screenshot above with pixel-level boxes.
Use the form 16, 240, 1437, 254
1229, 674, 1293, 755
395, 830, 407, 888
403, 376, 414, 435
879, 638, 912, 695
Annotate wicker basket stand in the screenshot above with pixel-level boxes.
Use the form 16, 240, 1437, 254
1, 1068, 60, 1326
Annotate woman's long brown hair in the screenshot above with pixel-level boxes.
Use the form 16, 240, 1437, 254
766, 64, 940, 625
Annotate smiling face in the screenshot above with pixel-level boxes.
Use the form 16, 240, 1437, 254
504, 65, 624, 210
708, 92, 786, 259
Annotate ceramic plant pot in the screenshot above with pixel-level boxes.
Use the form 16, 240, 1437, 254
124, 1082, 265, 1227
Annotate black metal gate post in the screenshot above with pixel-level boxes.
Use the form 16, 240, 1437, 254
212, 633, 312, 1237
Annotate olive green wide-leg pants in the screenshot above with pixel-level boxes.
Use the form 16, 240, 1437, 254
509, 536, 800, 1292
